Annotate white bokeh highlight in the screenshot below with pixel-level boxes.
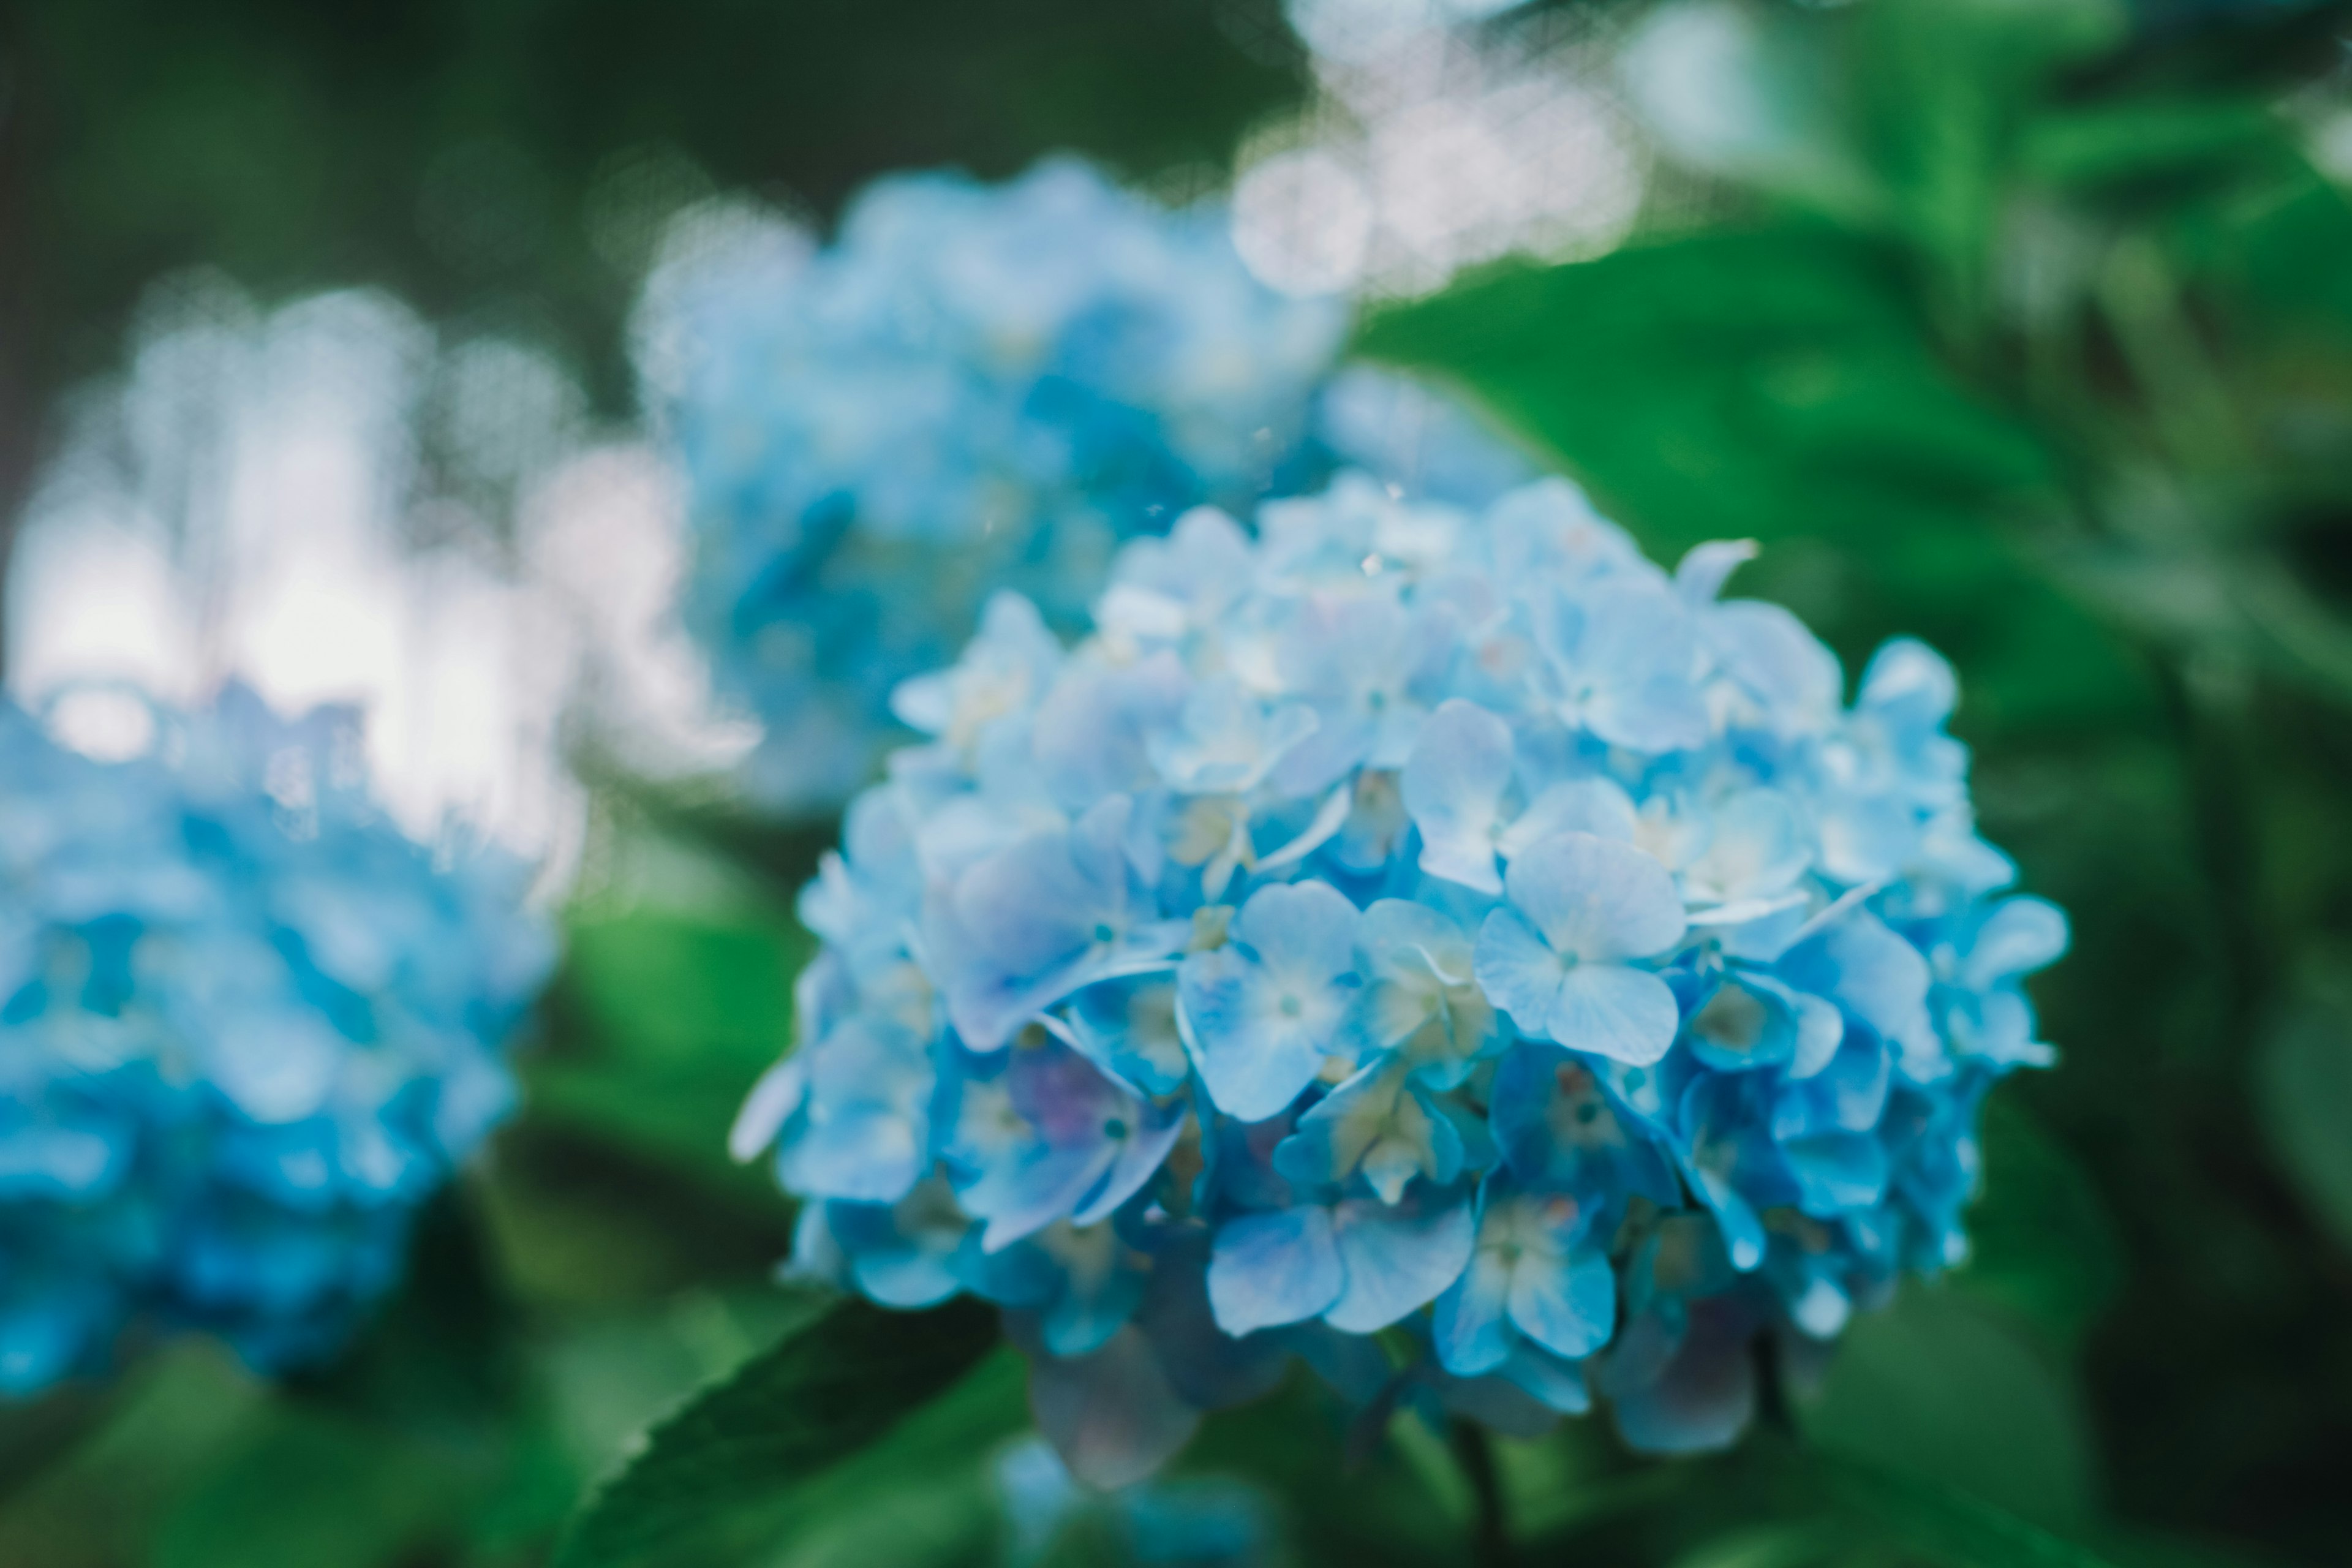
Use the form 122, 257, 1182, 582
1233, 0, 1647, 300
9, 279, 749, 895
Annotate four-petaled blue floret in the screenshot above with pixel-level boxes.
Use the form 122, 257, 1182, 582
731, 473, 2066, 1481
0, 687, 555, 1395
646, 157, 1531, 813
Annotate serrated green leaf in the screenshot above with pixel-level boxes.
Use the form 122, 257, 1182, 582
557, 1294, 1006, 1568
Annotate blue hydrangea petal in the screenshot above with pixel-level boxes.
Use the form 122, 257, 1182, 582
1070, 1101, 1187, 1228
1494, 778, 1637, 859
0, 1298, 93, 1398
1031, 1222, 1151, 1357
1684, 974, 1800, 1073
1601, 1304, 1757, 1456
1507, 1240, 1617, 1363
1027, 1323, 1203, 1491
1673, 540, 1758, 606
1705, 600, 1844, 722
1430, 1242, 1515, 1378
1324, 1192, 1476, 1333
1402, 699, 1514, 894
1345, 900, 1504, 1088
1490, 1046, 1681, 1207
1065, 975, 1191, 1098
1471, 907, 1567, 1040
1961, 896, 2070, 987
1777, 1131, 1890, 1215
1207, 1206, 1344, 1336
1547, 965, 1683, 1069
1502, 832, 1685, 965
728, 1057, 808, 1163
1273, 1058, 1461, 1202
1178, 883, 1357, 1122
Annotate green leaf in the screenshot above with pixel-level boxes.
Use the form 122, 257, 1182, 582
1359, 228, 2050, 547
527, 906, 812, 1195
2024, 97, 2285, 188
1819, 1452, 2120, 1568
2253, 967, 2352, 1250
755, 1349, 1029, 1568
0, 1345, 264, 1567
557, 1294, 1008, 1568
1357, 227, 2150, 739
1798, 1284, 2099, 1533
1959, 1095, 2127, 1352
152, 1408, 462, 1568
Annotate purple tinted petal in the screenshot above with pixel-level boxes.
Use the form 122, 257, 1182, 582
1029, 1325, 1202, 1489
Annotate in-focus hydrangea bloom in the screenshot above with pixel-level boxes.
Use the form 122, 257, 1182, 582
0, 688, 554, 1394
732, 473, 2065, 1479
647, 157, 1529, 810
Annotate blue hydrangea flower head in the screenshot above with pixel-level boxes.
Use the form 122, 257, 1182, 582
647, 157, 1532, 812
734, 472, 2064, 1477
0, 687, 555, 1394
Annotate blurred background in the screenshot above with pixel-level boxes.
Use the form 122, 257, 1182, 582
4, 0, 2352, 1563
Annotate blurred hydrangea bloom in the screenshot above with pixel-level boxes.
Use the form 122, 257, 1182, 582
733, 473, 2064, 1477
998, 1435, 1272, 1567
647, 157, 1529, 811
0, 687, 554, 1395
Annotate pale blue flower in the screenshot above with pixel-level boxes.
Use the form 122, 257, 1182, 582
1431, 1176, 1617, 1377
0, 688, 551, 1394
1340, 899, 1507, 1088
1474, 832, 1687, 1066
733, 471, 2067, 1471
940, 1033, 1185, 1251
1205, 1185, 1474, 1337
997, 1433, 1274, 1567
649, 159, 1532, 815
1272, 1057, 1466, 1202
929, 794, 1191, 1052
1178, 883, 1360, 1121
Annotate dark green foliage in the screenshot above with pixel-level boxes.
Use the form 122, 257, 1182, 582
557, 1294, 1007, 1568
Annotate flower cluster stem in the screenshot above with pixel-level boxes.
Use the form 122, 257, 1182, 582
1450, 1419, 1511, 1568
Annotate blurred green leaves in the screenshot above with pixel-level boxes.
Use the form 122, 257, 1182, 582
152, 1408, 459, 1568
2255, 965, 2352, 1250
1800, 1286, 2100, 1532
1962, 1098, 2129, 1352
1357, 224, 2149, 735
1360, 226, 2055, 549
527, 905, 809, 1197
